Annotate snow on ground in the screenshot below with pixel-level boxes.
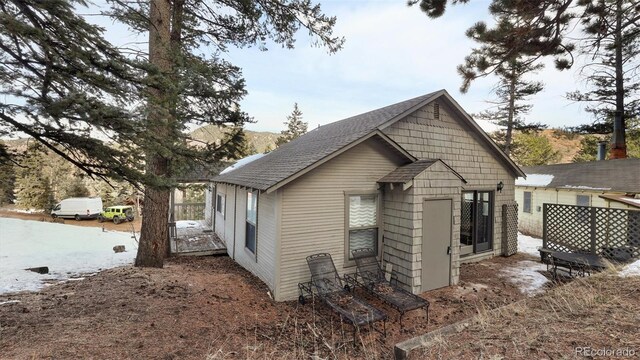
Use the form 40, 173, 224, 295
500, 260, 549, 296
220, 153, 266, 174
0, 218, 137, 295
175, 220, 202, 229
518, 232, 543, 257
515, 174, 554, 187
619, 259, 640, 277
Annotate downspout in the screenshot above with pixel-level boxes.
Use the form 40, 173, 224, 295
232, 185, 237, 260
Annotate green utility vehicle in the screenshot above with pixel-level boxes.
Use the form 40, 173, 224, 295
98, 206, 135, 224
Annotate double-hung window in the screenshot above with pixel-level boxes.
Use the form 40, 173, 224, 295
346, 193, 379, 260
246, 190, 258, 254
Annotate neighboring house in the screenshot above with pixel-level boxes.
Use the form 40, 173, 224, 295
516, 159, 640, 237
209, 90, 524, 301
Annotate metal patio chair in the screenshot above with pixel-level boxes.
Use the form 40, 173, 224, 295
298, 253, 387, 341
344, 248, 429, 327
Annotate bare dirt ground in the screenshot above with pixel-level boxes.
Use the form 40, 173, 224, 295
0, 254, 535, 359
0, 209, 142, 232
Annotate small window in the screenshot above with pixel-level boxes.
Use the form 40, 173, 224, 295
216, 194, 225, 217
576, 195, 591, 223
346, 194, 379, 260
245, 190, 258, 254
577, 195, 590, 207
434, 102, 440, 119
523, 191, 532, 213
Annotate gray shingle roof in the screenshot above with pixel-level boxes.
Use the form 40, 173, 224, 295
521, 159, 640, 192
213, 92, 440, 190
378, 160, 439, 183
377, 159, 466, 184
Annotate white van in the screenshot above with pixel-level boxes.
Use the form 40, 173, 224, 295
51, 197, 103, 220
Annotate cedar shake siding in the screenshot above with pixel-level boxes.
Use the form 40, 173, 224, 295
382, 100, 516, 265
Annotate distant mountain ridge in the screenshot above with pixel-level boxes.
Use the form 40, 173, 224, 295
189, 125, 279, 154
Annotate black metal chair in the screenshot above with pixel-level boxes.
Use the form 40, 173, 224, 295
345, 248, 429, 327
298, 253, 387, 342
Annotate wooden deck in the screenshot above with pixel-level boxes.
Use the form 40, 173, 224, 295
171, 220, 227, 256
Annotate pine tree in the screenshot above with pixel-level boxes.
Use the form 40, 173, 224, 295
511, 132, 560, 166
15, 143, 54, 210
58, 175, 90, 200
567, 0, 640, 158
276, 103, 308, 147
573, 135, 607, 162
0, 144, 15, 205
105, 0, 343, 267
456, 3, 562, 155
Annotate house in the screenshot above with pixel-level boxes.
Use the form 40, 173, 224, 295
209, 90, 524, 301
516, 159, 640, 238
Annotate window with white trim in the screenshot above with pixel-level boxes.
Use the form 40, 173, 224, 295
346, 194, 378, 259
523, 191, 532, 213
245, 190, 258, 254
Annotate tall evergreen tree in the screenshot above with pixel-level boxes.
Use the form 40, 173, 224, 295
276, 103, 307, 147
511, 132, 561, 166
15, 143, 54, 210
0, 143, 15, 205
106, 0, 343, 267
567, 0, 640, 158
58, 175, 90, 199
454, 2, 564, 155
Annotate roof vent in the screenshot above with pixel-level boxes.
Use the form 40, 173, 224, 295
434, 103, 440, 119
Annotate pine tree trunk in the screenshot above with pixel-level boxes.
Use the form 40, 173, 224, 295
611, 0, 627, 159
135, 0, 172, 268
504, 68, 517, 156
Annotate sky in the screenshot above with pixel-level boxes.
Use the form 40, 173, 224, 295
88, 0, 593, 134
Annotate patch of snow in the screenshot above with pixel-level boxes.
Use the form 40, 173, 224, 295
560, 185, 611, 191
619, 259, 640, 277
220, 153, 266, 174
0, 300, 20, 306
175, 220, 201, 229
515, 174, 554, 187
517, 232, 543, 257
500, 260, 549, 296
0, 218, 137, 295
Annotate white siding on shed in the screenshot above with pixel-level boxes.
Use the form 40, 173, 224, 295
516, 187, 637, 238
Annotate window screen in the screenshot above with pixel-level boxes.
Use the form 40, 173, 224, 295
523, 191, 532, 213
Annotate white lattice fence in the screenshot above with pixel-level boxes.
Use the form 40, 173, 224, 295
543, 203, 640, 261
502, 202, 518, 256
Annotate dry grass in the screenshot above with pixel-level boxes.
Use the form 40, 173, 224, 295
416, 271, 640, 359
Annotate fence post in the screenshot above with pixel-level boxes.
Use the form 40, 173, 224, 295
590, 207, 597, 254
542, 203, 548, 249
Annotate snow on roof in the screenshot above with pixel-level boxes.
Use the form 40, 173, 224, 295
558, 185, 611, 191
515, 174, 554, 187
219, 153, 266, 175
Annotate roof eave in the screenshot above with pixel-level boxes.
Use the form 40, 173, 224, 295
263, 132, 415, 194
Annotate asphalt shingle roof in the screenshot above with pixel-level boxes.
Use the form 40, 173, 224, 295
521, 159, 640, 192
378, 160, 439, 183
213, 92, 439, 190
378, 159, 466, 184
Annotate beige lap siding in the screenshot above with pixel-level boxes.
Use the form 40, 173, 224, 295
383, 100, 516, 267
230, 188, 277, 293
276, 138, 407, 301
